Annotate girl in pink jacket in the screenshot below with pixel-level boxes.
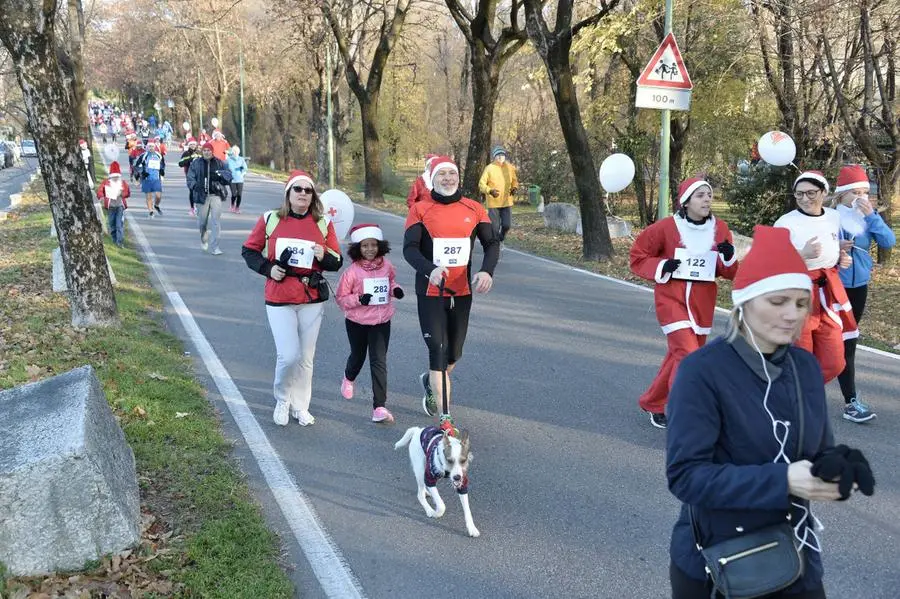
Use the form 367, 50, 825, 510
335, 224, 404, 423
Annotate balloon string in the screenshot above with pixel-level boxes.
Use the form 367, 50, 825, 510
789, 162, 802, 173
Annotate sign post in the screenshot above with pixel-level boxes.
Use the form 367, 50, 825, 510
636, 28, 693, 220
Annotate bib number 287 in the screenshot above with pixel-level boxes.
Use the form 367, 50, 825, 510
433, 238, 470, 267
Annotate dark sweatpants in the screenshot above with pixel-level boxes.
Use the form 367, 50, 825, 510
344, 319, 391, 408
670, 562, 826, 599
837, 284, 868, 403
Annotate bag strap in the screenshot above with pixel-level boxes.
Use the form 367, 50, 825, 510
262, 210, 334, 259
689, 351, 806, 552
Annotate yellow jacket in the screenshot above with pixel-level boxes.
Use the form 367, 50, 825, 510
478, 161, 519, 209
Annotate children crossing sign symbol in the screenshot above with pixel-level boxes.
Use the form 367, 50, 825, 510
635, 33, 693, 111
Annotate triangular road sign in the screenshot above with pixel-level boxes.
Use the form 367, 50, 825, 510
637, 32, 693, 90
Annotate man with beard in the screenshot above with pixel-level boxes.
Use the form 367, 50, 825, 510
403, 156, 500, 435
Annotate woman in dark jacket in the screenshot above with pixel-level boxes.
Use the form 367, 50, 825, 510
666, 225, 874, 599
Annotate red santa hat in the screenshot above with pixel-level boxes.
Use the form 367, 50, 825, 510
108, 161, 121, 176
186, 136, 197, 146
428, 155, 458, 189
78, 139, 88, 148
834, 165, 869, 194
677, 177, 712, 206
731, 225, 811, 306
793, 170, 829, 193
285, 169, 315, 193
349, 223, 384, 243
201, 141, 214, 151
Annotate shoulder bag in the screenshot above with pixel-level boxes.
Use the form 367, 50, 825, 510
689, 354, 805, 599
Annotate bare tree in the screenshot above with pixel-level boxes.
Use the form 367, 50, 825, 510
523, 0, 619, 261
0, 0, 118, 327
322, 0, 412, 203
445, 0, 528, 197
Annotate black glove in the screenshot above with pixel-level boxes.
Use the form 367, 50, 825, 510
510, 187, 518, 195
811, 445, 875, 500
662, 258, 681, 275
489, 189, 500, 198
276, 247, 293, 270
717, 241, 735, 261
359, 293, 372, 306
393, 287, 404, 299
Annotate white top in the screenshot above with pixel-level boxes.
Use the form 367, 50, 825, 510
774, 208, 841, 270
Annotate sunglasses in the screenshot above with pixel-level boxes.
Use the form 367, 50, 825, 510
292, 186, 315, 194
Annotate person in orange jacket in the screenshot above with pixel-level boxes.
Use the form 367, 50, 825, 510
629, 177, 739, 429
97, 161, 131, 247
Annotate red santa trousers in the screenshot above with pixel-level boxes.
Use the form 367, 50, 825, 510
795, 267, 857, 383
638, 329, 707, 414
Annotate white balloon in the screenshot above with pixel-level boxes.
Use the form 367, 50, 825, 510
598, 153, 636, 193
757, 131, 796, 167
319, 189, 355, 240
182, 121, 191, 132
210, 117, 219, 128
102, 143, 119, 162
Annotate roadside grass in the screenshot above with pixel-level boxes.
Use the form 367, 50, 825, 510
348, 182, 899, 353
0, 188, 293, 597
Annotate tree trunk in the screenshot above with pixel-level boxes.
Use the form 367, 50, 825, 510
876, 165, 897, 264
669, 116, 687, 202
0, 9, 118, 327
311, 76, 328, 185
67, 0, 93, 176
461, 47, 500, 199
545, 50, 613, 260
359, 97, 384, 203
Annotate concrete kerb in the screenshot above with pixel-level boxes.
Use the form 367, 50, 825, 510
356, 199, 900, 362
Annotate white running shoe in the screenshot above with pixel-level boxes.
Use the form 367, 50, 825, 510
292, 409, 315, 426
211, 248, 223, 255
201, 240, 208, 252
273, 401, 289, 426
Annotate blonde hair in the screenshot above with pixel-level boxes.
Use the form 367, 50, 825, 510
726, 299, 807, 346
828, 190, 856, 209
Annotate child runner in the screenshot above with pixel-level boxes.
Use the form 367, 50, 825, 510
335, 224, 404, 423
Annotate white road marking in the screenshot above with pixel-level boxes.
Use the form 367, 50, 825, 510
125, 211, 367, 599
355, 202, 898, 361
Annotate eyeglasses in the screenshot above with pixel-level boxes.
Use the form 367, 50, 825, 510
292, 186, 314, 194
793, 189, 822, 200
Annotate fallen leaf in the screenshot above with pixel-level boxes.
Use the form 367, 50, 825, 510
175, 412, 189, 418
147, 372, 169, 380
25, 364, 42, 378
132, 406, 147, 417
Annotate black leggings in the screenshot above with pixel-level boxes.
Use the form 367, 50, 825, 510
837, 285, 868, 402
344, 320, 390, 408
670, 563, 826, 599
417, 294, 472, 371
230, 182, 244, 208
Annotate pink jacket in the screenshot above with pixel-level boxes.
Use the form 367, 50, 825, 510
335, 257, 401, 325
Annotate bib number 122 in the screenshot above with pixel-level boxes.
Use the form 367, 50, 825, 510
685, 257, 706, 267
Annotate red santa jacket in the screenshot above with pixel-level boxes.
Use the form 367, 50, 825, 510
630, 215, 738, 335
406, 175, 430, 209
96, 178, 131, 209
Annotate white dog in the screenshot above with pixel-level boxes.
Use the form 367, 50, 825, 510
394, 426, 479, 537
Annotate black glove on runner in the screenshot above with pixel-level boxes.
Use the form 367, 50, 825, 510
662, 259, 682, 275
276, 247, 293, 270
811, 445, 875, 500
393, 287, 404, 299
717, 241, 735, 261
359, 293, 372, 306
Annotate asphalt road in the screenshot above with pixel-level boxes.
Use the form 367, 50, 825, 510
0, 157, 39, 209
122, 153, 900, 599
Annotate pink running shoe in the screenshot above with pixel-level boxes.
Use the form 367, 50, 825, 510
372, 407, 394, 423
189, 207, 196, 216
340, 376, 354, 400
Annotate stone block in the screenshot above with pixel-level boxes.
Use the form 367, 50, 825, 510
9, 193, 22, 207
52, 247, 117, 292
543, 202, 580, 234
733, 232, 752, 261
94, 201, 108, 234
607, 216, 632, 239
0, 366, 140, 576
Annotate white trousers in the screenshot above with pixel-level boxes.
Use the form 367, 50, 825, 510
266, 303, 325, 411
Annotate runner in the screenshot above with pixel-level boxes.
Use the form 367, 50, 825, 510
774, 170, 856, 383
403, 156, 500, 434
226, 145, 248, 213
178, 137, 202, 216
478, 145, 519, 245
405, 153, 436, 209
629, 177, 739, 429
832, 165, 895, 422
134, 139, 165, 218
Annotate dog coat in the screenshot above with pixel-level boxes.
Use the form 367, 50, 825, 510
419, 426, 468, 494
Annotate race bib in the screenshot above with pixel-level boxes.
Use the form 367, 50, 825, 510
363, 277, 390, 305
274, 237, 315, 269
147, 158, 161, 170
673, 248, 717, 282
433, 238, 470, 267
